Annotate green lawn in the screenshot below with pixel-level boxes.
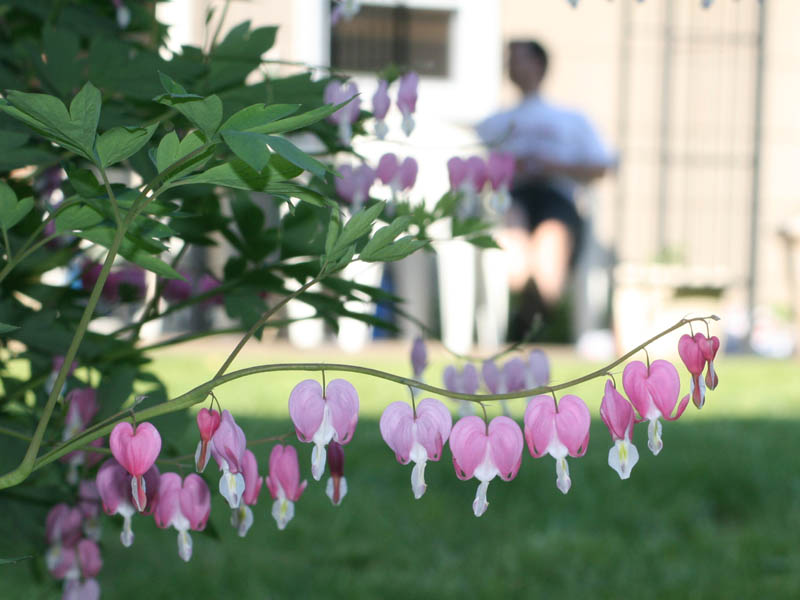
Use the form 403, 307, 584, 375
2, 343, 800, 599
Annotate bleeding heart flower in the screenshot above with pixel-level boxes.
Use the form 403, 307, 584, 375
63, 388, 98, 441
622, 359, 688, 455
335, 164, 375, 212
380, 398, 452, 499
96, 458, 160, 547
524, 394, 590, 494
486, 152, 515, 213
482, 358, 525, 416
447, 157, 468, 191
109, 422, 162, 512
46, 503, 83, 548
265, 444, 307, 529
444, 363, 480, 416
699, 334, 720, 391
372, 79, 390, 139
325, 441, 347, 506
231, 449, 263, 537
194, 408, 221, 473
600, 380, 639, 479
154, 473, 211, 562
325, 80, 361, 145
526, 349, 551, 388
397, 71, 419, 136
210, 409, 248, 509
289, 378, 359, 481
410, 336, 428, 380
450, 415, 523, 517
678, 334, 707, 408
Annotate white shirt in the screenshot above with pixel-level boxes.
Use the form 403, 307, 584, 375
476, 95, 616, 199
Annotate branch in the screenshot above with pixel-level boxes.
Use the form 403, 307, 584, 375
23, 314, 718, 480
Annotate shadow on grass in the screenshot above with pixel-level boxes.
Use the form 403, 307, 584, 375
3, 417, 800, 599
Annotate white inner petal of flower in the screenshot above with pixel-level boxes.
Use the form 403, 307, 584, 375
556, 457, 571, 494
647, 418, 663, 455
326, 476, 348, 506
608, 439, 639, 480
272, 498, 295, 531
120, 514, 135, 548
219, 470, 245, 509
472, 481, 489, 517
311, 404, 336, 481
234, 505, 254, 538
177, 529, 193, 562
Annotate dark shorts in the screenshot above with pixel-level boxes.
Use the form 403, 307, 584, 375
511, 181, 583, 265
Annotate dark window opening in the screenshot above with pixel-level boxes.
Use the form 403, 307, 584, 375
331, 4, 452, 78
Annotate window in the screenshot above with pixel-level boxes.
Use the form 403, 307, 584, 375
331, 4, 452, 77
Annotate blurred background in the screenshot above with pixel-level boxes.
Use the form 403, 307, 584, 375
4, 1, 800, 598
152, 0, 800, 361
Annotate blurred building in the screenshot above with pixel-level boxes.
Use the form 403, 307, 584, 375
160, 0, 800, 354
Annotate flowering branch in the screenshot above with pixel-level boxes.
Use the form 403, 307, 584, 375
20, 314, 718, 480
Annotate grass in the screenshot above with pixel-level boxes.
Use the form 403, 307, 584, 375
2, 341, 800, 599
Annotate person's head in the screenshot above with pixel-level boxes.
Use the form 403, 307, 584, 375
508, 40, 548, 95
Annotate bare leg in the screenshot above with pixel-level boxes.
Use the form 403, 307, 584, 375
527, 218, 573, 306
496, 204, 531, 292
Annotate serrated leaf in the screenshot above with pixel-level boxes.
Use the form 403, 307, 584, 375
97, 123, 158, 168
0, 322, 20, 334
360, 236, 429, 262
332, 201, 385, 256
264, 134, 327, 178
360, 216, 411, 257
0, 183, 33, 230
221, 130, 271, 172
220, 103, 299, 132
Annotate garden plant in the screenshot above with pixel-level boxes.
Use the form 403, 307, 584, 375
0, 2, 723, 598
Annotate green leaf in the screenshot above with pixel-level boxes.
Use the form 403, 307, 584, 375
0, 183, 33, 230
264, 135, 327, 178
97, 123, 158, 168
173, 158, 272, 191
155, 131, 214, 179
360, 236, 430, 262
68, 81, 102, 156
54, 205, 104, 233
332, 201, 385, 256
66, 168, 103, 198
75, 227, 183, 279
41, 27, 82, 97
220, 103, 299, 132
360, 216, 411, 257
156, 73, 223, 137
221, 130, 271, 172
0, 82, 101, 159
0, 555, 33, 565
324, 213, 341, 257
242, 101, 350, 135
466, 235, 501, 249
0, 322, 20, 334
